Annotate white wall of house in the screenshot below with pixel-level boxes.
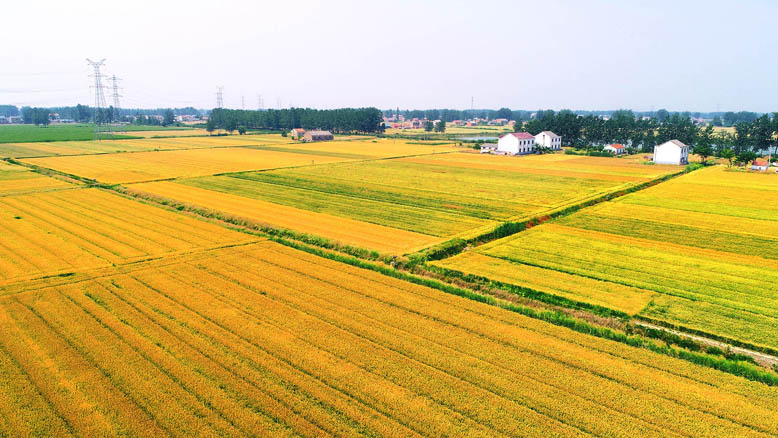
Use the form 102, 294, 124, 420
497, 134, 535, 155
653, 140, 689, 165
534, 132, 562, 150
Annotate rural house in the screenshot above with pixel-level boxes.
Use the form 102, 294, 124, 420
604, 144, 626, 155
653, 139, 689, 165
751, 159, 769, 171
497, 132, 535, 155
534, 131, 562, 150
303, 130, 334, 142
290, 128, 306, 139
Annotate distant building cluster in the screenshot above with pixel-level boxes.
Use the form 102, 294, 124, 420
0, 115, 23, 124
382, 115, 513, 130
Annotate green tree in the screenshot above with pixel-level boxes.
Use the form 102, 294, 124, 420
735, 150, 757, 167
224, 118, 238, 133
693, 125, 714, 164
719, 148, 735, 167
495, 107, 512, 120
237, 125, 246, 135
205, 118, 216, 134
423, 120, 434, 132
435, 119, 446, 133
162, 109, 175, 126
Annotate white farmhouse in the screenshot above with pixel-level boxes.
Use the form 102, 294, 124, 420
603, 143, 626, 155
534, 131, 562, 150
497, 132, 535, 155
653, 139, 689, 165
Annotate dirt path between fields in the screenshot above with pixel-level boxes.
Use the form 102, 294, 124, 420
633, 320, 778, 369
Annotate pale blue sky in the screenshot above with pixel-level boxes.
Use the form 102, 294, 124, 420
2, 0, 776, 112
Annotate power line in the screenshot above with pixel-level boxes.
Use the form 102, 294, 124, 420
110, 75, 122, 121
216, 86, 224, 108
87, 58, 108, 141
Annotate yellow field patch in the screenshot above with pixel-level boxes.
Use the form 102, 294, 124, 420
0, 162, 75, 196
21, 147, 353, 184
129, 181, 441, 254
432, 251, 658, 314
0, 188, 255, 284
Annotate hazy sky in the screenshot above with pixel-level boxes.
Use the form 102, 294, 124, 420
2, 0, 776, 112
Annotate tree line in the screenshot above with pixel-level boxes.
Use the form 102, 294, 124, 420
517, 109, 778, 159
208, 108, 384, 134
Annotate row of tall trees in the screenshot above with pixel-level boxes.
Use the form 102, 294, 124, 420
517, 110, 778, 155
20, 107, 51, 125
208, 108, 384, 134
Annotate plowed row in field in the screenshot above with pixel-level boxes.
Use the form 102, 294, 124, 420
1, 241, 775, 437
0, 188, 254, 284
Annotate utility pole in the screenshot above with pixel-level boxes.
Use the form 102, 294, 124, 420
110, 75, 122, 124
216, 86, 224, 108
87, 58, 108, 140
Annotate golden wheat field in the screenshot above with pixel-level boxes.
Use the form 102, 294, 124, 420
0, 161, 75, 196
1, 240, 776, 437
438, 166, 778, 350
128, 181, 441, 253
136, 152, 681, 254
0, 188, 255, 284
20, 147, 351, 183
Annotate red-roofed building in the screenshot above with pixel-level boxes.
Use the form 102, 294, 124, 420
751, 159, 769, 171
604, 143, 626, 155
497, 132, 535, 155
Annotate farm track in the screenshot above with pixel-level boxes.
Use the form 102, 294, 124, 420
634, 321, 778, 368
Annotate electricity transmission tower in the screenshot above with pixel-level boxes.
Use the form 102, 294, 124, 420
257, 94, 263, 110
216, 86, 224, 108
241, 95, 245, 110
110, 75, 122, 123
87, 58, 108, 140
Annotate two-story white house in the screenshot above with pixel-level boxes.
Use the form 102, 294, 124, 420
497, 132, 535, 155
534, 131, 562, 150
653, 139, 689, 165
